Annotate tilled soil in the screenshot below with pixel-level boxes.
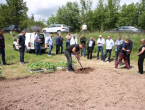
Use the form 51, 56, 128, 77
0, 67, 145, 110
74, 67, 94, 74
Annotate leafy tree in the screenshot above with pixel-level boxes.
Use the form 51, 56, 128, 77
47, 14, 57, 26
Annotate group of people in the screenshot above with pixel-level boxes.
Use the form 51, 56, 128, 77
0, 28, 145, 75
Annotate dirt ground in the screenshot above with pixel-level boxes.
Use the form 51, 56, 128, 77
0, 59, 145, 110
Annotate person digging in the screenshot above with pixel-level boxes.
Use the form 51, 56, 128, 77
65, 44, 85, 72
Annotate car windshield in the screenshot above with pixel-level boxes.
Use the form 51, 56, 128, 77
9, 25, 15, 29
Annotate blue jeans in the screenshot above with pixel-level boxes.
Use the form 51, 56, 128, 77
19, 48, 25, 62
66, 41, 70, 48
60, 44, 63, 54
48, 45, 53, 55
97, 46, 103, 60
35, 42, 41, 55
81, 48, 86, 56
104, 49, 112, 62
0, 48, 6, 64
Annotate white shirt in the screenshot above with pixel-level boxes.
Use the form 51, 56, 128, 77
70, 37, 77, 45
89, 41, 93, 47
82, 25, 87, 30
106, 39, 114, 49
97, 38, 105, 46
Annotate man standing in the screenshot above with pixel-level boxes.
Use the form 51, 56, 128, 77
47, 34, 53, 56
80, 34, 86, 57
79, 23, 87, 35
70, 35, 77, 45
55, 34, 61, 55
103, 35, 114, 63
65, 44, 85, 72
97, 35, 105, 61
66, 32, 71, 48
59, 34, 64, 54
17, 30, 26, 64
126, 36, 133, 67
34, 30, 41, 55
87, 37, 95, 59
115, 35, 124, 65
0, 28, 8, 66
115, 39, 130, 69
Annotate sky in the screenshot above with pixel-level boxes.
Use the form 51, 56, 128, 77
0, 0, 140, 21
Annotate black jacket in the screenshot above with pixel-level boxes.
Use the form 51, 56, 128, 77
0, 34, 5, 48
87, 40, 95, 49
80, 37, 86, 45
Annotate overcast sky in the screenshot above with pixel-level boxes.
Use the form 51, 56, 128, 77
0, 0, 140, 21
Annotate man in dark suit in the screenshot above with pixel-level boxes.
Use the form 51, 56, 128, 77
87, 37, 95, 59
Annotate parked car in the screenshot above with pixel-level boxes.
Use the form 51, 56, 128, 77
13, 32, 50, 53
42, 24, 69, 34
3, 25, 21, 32
104, 26, 145, 33
24, 26, 41, 32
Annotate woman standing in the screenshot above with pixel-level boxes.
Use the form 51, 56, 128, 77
137, 39, 145, 74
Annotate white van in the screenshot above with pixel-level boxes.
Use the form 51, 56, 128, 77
13, 32, 50, 53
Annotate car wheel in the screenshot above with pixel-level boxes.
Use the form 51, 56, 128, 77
57, 30, 61, 34
13, 45, 16, 51
43, 30, 46, 33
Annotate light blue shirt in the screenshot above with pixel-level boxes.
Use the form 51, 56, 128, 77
34, 34, 40, 43
106, 39, 114, 49
47, 37, 53, 46
115, 39, 124, 51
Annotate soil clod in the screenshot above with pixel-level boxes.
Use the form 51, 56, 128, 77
74, 67, 94, 74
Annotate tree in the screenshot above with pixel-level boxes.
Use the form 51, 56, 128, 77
0, 0, 28, 28
31, 14, 34, 21
80, 0, 93, 23
47, 14, 57, 26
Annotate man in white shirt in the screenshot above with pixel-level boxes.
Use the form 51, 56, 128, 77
103, 35, 114, 63
97, 35, 105, 61
79, 23, 87, 36
70, 35, 77, 45
87, 37, 95, 59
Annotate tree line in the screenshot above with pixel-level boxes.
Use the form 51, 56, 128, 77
1, 0, 145, 32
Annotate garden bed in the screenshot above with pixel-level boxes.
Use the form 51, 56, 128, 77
74, 67, 94, 74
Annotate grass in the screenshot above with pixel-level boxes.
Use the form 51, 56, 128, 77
0, 32, 144, 79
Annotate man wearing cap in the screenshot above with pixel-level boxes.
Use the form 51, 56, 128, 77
65, 44, 85, 72
87, 37, 95, 59
103, 35, 114, 63
0, 28, 8, 66
34, 30, 41, 55
97, 35, 105, 61
125, 36, 133, 67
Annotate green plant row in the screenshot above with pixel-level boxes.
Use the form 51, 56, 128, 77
27, 60, 77, 71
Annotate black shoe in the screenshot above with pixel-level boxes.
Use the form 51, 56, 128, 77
3, 63, 9, 65
71, 68, 75, 71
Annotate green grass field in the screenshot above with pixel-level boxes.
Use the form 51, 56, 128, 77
0, 32, 144, 79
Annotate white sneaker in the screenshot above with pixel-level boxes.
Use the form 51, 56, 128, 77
48, 55, 50, 56
101, 61, 104, 63
107, 61, 109, 63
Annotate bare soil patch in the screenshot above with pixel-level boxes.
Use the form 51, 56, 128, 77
74, 67, 94, 74
0, 67, 145, 110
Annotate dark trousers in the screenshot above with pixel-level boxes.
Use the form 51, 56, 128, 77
87, 47, 93, 59
115, 53, 130, 69
127, 54, 130, 66
56, 45, 60, 54
35, 42, 41, 55
66, 41, 70, 48
138, 58, 144, 74
80, 30, 86, 35
64, 50, 73, 71
104, 49, 112, 62
115, 51, 122, 64
19, 48, 25, 63
97, 46, 103, 60
0, 48, 6, 64
60, 44, 63, 54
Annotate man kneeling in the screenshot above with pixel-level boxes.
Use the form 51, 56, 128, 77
65, 44, 85, 72
115, 39, 130, 69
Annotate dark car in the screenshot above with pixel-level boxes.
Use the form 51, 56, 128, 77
104, 26, 145, 34
24, 26, 41, 32
3, 25, 21, 32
